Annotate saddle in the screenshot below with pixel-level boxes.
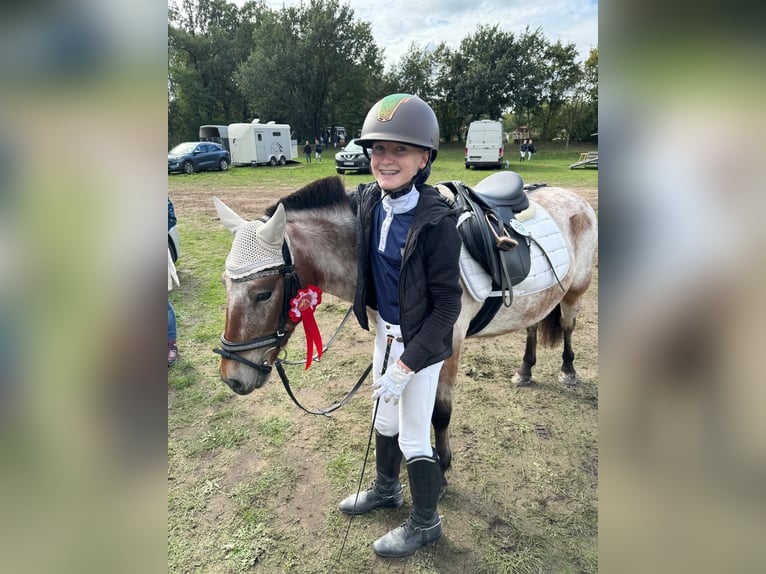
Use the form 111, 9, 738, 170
437, 172, 549, 336
438, 172, 541, 302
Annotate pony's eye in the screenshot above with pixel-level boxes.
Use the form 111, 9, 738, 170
255, 291, 272, 302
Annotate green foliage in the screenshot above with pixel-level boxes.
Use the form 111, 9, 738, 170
168, 0, 257, 145
235, 0, 384, 141
168, 2, 598, 148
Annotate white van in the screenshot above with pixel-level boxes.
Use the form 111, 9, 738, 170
464, 120, 504, 169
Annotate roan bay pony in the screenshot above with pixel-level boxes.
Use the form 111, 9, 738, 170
214, 175, 597, 482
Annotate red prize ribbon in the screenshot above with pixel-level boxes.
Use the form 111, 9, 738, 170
288, 285, 323, 369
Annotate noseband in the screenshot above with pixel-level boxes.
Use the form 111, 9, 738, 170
212, 240, 299, 375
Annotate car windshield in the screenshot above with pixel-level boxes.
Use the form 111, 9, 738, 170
169, 142, 197, 154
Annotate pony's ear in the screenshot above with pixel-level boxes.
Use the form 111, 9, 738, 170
214, 196, 248, 234
258, 203, 286, 249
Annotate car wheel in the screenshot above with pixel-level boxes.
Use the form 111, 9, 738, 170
183, 161, 194, 174
219, 158, 229, 171
336, 168, 344, 174
269, 157, 277, 166
279, 156, 286, 166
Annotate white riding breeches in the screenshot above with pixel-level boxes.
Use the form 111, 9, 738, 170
372, 314, 443, 460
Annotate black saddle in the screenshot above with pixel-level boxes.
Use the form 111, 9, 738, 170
437, 172, 547, 335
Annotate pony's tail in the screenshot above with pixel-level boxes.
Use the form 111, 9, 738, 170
538, 304, 563, 348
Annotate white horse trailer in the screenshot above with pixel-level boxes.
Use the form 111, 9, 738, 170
228, 120, 295, 167
199, 125, 231, 152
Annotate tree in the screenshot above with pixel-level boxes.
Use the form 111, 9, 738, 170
555, 47, 598, 145
508, 27, 548, 136
235, 0, 384, 142
389, 43, 436, 101
451, 24, 517, 125
167, 0, 261, 145
537, 40, 582, 140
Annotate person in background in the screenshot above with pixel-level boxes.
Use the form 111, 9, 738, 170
168, 198, 179, 367
338, 94, 462, 558
520, 138, 529, 162
303, 140, 312, 164
526, 139, 536, 161
314, 139, 323, 163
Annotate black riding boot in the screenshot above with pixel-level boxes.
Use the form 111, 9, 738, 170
338, 431, 404, 515
372, 453, 442, 557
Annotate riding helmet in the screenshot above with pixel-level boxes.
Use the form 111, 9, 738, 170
356, 94, 440, 162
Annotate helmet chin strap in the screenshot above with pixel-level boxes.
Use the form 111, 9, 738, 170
382, 180, 415, 199
381, 163, 431, 199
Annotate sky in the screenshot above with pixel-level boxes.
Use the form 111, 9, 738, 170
230, 0, 598, 69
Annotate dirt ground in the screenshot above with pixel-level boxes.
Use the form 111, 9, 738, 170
169, 181, 598, 573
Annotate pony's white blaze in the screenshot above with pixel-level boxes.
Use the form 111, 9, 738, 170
215, 176, 597, 480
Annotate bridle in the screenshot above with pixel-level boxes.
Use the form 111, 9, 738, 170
213, 236, 370, 416
213, 240, 298, 376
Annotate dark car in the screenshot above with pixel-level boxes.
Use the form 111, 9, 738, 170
168, 141, 230, 174
334, 139, 371, 174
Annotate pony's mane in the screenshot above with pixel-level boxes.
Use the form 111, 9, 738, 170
265, 176, 351, 216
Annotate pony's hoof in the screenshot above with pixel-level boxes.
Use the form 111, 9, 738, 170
512, 372, 533, 387
558, 372, 578, 386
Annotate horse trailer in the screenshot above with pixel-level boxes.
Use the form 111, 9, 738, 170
228, 120, 297, 167
465, 120, 505, 169
199, 125, 231, 152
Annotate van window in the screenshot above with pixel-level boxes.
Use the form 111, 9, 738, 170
257, 134, 262, 141
272, 131, 281, 137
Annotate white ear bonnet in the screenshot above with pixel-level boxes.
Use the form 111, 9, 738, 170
225, 219, 287, 280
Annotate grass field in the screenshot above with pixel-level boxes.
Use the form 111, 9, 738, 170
168, 143, 598, 573
168, 142, 598, 204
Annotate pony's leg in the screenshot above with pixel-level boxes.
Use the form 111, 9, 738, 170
512, 324, 538, 386
433, 349, 459, 488
558, 296, 582, 386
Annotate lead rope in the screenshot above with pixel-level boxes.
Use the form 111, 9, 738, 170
335, 335, 393, 565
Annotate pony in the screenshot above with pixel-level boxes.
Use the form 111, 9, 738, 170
213, 175, 597, 480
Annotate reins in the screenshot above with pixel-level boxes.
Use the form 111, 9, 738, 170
275, 359, 372, 417
274, 306, 372, 417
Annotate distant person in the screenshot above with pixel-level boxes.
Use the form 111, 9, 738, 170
527, 139, 536, 161
314, 140, 323, 162
520, 139, 529, 162
303, 141, 312, 164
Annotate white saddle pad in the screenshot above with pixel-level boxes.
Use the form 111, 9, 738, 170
459, 201, 570, 301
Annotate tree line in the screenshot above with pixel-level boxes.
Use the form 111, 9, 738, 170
168, 0, 597, 148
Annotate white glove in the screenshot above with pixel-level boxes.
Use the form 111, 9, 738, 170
371, 362, 413, 404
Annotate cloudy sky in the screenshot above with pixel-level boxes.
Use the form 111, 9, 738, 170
231, 0, 598, 69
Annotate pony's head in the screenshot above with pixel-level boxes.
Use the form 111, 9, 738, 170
213, 198, 298, 394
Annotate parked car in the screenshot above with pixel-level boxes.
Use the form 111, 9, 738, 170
334, 138, 371, 174
168, 141, 230, 174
